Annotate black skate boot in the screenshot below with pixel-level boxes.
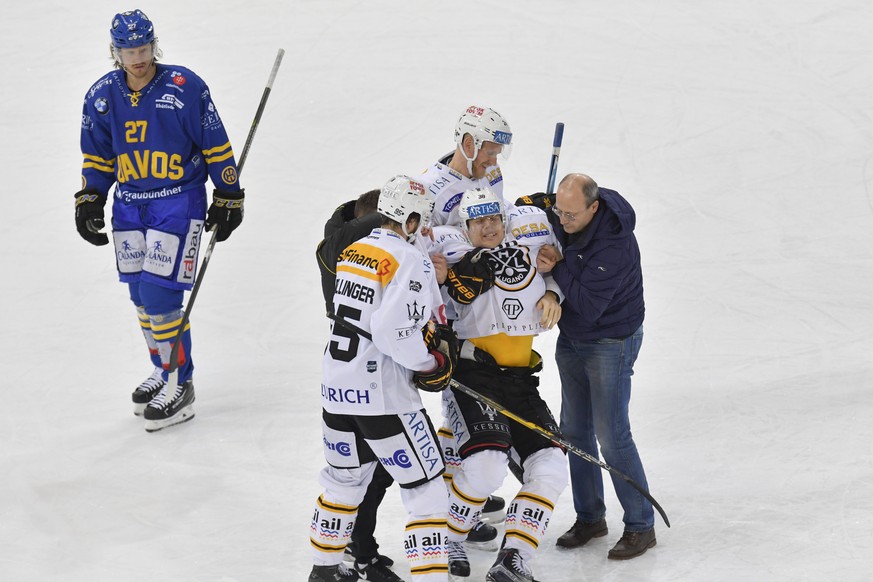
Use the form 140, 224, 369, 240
132, 367, 165, 416
486, 548, 534, 582
143, 380, 195, 432
466, 519, 499, 551
354, 555, 403, 582
309, 563, 359, 581
481, 494, 506, 524
344, 542, 394, 568
447, 540, 470, 578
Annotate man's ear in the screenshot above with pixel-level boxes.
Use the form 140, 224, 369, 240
463, 134, 476, 157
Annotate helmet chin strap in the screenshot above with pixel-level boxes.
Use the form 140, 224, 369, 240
403, 219, 420, 243
460, 140, 479, 178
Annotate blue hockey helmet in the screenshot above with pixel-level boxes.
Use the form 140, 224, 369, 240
110, 10, 155, 49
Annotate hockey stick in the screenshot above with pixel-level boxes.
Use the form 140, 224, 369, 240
164, 48, 285, 401
546, 122, 564, 195
446, 379, 670, 528
327, 312, 670, 527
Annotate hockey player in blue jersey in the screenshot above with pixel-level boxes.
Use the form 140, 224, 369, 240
75, 9, 245, 431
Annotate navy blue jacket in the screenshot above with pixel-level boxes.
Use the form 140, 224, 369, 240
548, 188, 644, 341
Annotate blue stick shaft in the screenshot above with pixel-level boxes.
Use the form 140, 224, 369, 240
546, 122, 565, 194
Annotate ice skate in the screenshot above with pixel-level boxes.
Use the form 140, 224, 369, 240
132, 367, 165, 416
143, 379, 195, 432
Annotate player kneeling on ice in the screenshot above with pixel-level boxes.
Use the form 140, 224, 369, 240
309, 176, 456, 582
426, 188, 567, 582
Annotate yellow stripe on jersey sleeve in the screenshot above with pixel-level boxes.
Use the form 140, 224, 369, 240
205, 150, 234, 164
202, 142, 234, 164
82, 153, 116, 173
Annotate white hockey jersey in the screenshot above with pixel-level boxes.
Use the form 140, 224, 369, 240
416, 154, 509, 227
427, 205, 563, 354
322, 228, 446, 416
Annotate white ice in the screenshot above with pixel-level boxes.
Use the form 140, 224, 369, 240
2, 1, 872, 581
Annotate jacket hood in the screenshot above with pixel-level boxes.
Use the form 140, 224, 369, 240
598, 188, 636, 239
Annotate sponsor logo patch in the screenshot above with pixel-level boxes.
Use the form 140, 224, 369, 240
176, 220, 204, 284
143, 231, 180, 277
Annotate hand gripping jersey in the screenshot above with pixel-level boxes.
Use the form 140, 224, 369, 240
322, 228, 446, 415
428, 205, 562, 365
80, 64, 241, 203
416, 153, 509, 227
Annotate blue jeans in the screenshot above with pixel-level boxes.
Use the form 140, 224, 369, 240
555, 325, 654, 531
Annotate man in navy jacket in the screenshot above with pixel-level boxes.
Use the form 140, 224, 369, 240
534, 173, 656, 560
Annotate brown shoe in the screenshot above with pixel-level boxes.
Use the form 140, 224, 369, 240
556, 518, 608, 548
607, 528, 656, 560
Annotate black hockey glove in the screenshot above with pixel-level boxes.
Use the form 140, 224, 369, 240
74, 188, 109, 246
206, 188, 245, 242
445, 248, 495, 305
413, 322, 459, 392
459, 339, 498, 367
515, 192, 555, 210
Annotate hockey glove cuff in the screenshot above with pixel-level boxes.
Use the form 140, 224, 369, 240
414, 322, 459, 392
74, 188, 109, 246
206, 188, 245, 242
414, 350, 455, 392
445, 248, 495, 305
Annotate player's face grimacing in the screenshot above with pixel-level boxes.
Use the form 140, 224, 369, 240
467, 214, 504, 248
470, 141, 503, 180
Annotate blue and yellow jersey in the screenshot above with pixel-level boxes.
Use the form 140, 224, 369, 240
80, 64, 241, 204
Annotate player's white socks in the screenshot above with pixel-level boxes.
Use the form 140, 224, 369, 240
503, 448, 567, 559
310, 494, 358, 567
404, 516, 448, 579
446, 450, 507, 541
438, 427, 461, 485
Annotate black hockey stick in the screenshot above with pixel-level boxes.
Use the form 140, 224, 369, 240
327, 312, 670, 527
546, 122, 564, 195
164, 48, 285, 399
446, 379, 670, 528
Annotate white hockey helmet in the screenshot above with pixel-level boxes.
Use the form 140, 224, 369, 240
458, 187, 505, 231
378, 175, 435, 242
454, 105, 513, 161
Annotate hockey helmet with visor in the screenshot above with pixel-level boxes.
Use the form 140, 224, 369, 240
110, 10, 157, 67
454, 105, 513, 163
